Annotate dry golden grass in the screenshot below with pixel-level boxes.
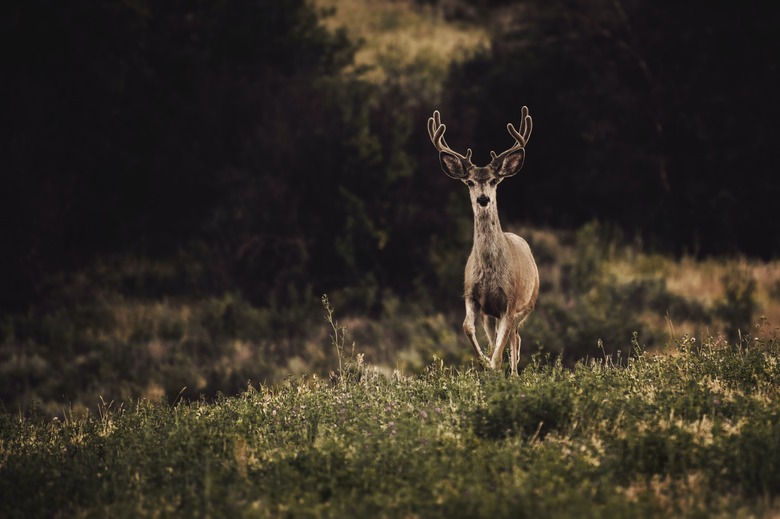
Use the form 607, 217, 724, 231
629, 259, 779, 348
668, 257, 780, 324
315, 0, 489, 92
516, 225, 780, 346
610, 254, 780, 337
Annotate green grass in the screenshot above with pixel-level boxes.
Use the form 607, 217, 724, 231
2, 335, 779, 518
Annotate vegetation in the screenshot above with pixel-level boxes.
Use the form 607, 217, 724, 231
2, 329, 779, 517
2, 222, 778, 415
2, 1, 778, 514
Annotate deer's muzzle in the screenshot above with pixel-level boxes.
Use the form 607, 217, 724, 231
477, 195, 490, 207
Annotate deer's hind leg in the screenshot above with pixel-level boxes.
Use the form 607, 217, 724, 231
508, 309, 531, 376
509, 331, 521, 377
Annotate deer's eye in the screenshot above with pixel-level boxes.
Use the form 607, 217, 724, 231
466, 180, 475, 187
489, 178, 499, 186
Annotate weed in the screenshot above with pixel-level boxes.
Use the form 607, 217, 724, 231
322, 294, 365, 385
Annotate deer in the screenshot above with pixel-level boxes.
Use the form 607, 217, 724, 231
427, 107, 539, 376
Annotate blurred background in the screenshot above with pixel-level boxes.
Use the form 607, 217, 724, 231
2, 0, 779, 413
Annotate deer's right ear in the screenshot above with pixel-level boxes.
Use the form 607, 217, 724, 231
440, 151, 468, 179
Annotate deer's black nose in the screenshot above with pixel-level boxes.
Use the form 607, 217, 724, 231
477, 195, 490, 207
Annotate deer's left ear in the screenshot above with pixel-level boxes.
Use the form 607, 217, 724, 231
496, 148, 525, 177
440, 150, 469, 179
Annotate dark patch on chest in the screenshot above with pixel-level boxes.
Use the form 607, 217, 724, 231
473, 282, 507, 319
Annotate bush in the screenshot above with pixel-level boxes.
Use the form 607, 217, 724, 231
472, 360, 575, 440
717, 268, 758, 340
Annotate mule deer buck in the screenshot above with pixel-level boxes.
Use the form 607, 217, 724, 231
427, 107, 539, 375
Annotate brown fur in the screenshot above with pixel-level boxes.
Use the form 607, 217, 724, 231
463, 193, 539, 374
428, 108, 539, 375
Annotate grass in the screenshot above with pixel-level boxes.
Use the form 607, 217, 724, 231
2, 332, 779, 518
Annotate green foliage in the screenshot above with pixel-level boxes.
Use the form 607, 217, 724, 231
2, 336, 779, 517
473, 358, 575, 440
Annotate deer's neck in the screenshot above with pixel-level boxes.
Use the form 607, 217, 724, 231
472, 205, 506, 264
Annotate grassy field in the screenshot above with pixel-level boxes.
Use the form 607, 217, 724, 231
2, 333, 779, 518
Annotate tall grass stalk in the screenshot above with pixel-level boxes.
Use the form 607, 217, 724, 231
322, 294, 348, 383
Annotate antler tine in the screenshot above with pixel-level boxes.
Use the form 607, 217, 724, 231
427, 110, 440, 146
491, 106, 533, 163
428, 110, 474, 164
517, 105, 532, 144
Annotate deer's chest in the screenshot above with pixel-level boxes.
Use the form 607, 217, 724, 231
470, 265, 508, 319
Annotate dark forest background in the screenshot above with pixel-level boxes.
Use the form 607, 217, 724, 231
3, 0, 778, 312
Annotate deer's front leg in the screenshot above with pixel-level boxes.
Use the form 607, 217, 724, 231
482, 314, 496, 356
463, 299, 488, 364
489, 316, 512, 370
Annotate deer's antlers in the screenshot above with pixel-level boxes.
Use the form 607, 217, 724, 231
429, 108, 533, 179
490, 106, 533, 169
428, 111, 474, 177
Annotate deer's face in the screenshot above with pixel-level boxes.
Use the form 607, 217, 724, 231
463, 167, 503, 210
427, 108, 533, 212
438, 149, 526, 212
